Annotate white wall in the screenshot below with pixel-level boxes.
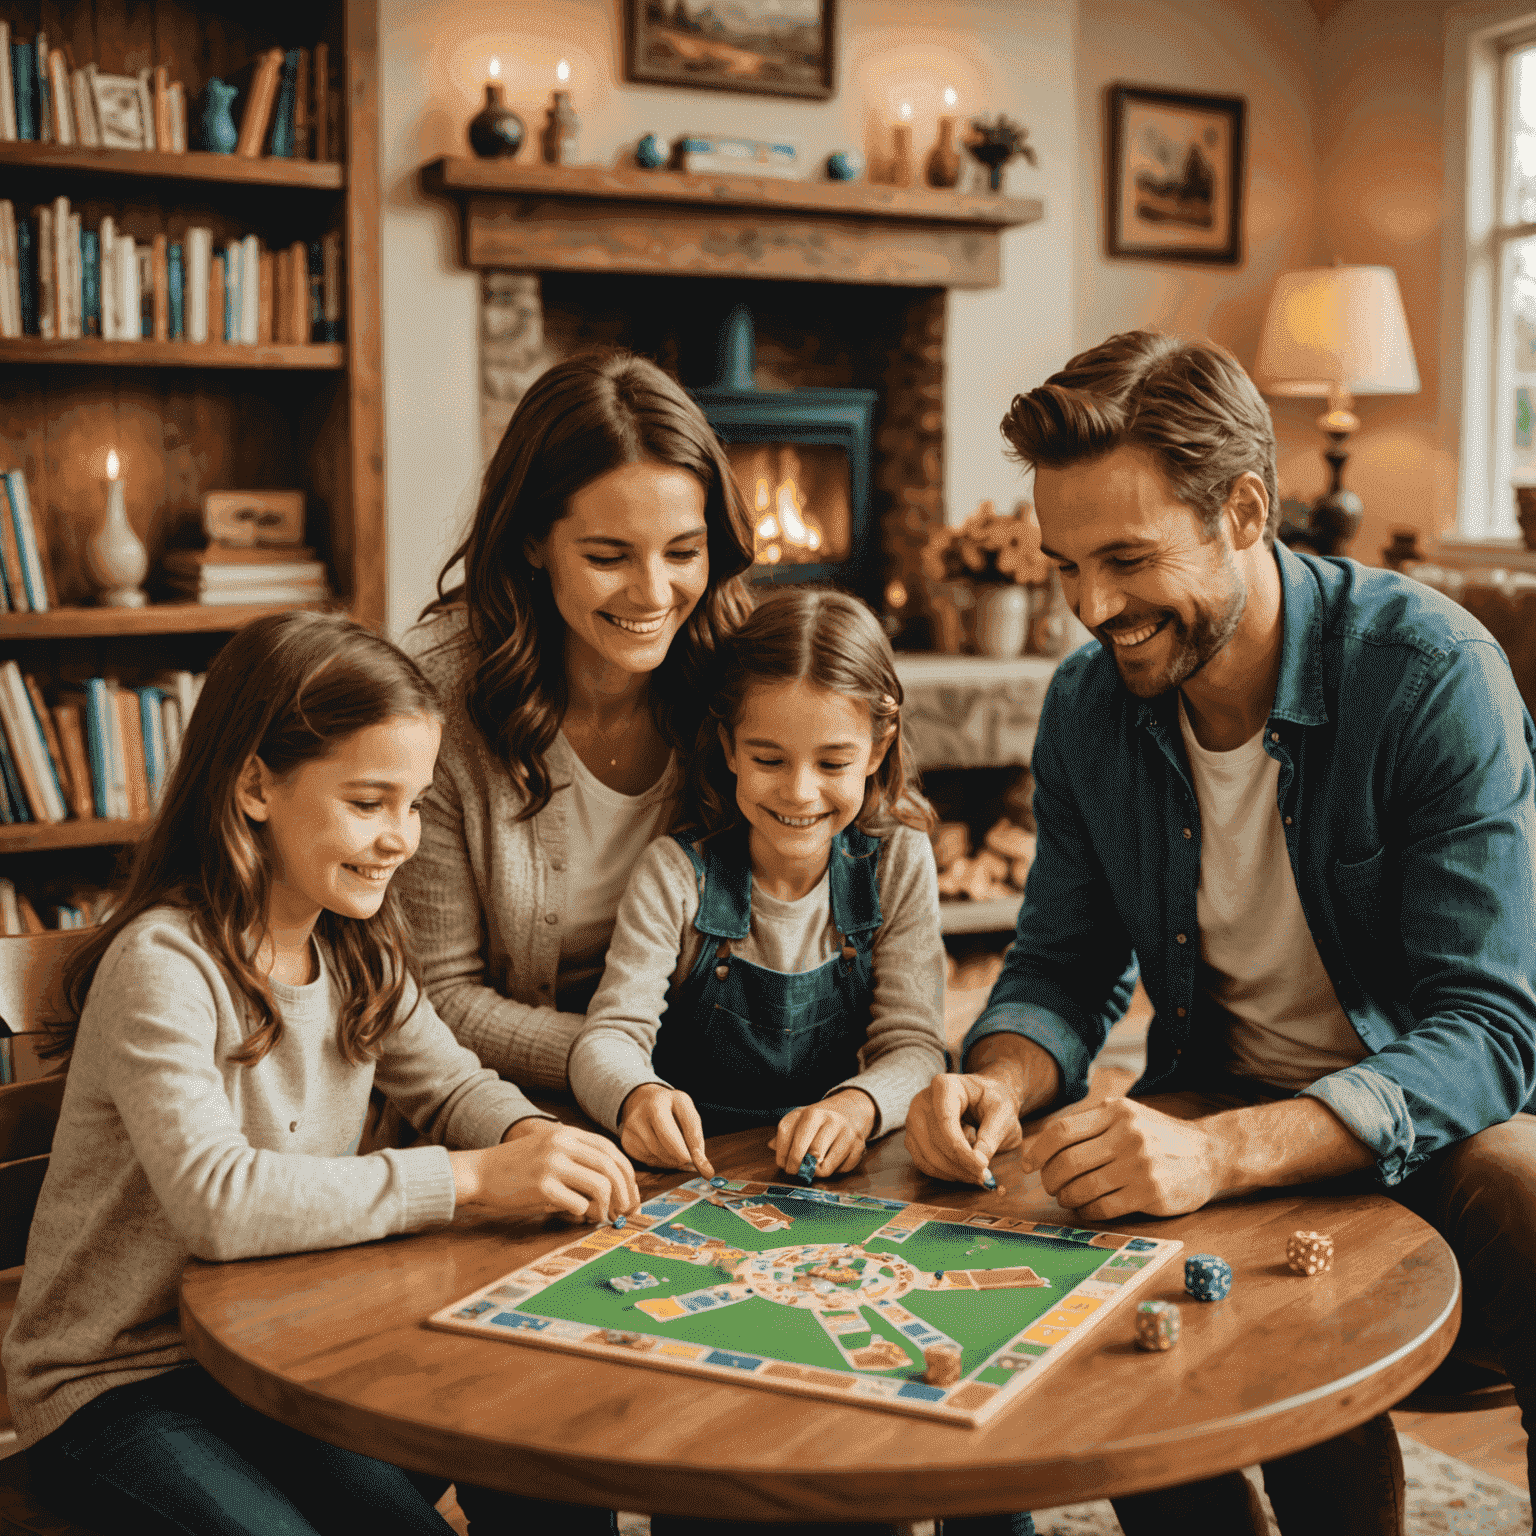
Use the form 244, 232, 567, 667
379, 0, 1079, 638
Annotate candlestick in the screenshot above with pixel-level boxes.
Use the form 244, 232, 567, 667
87, 450, 148, 608
467, 56, 525, 159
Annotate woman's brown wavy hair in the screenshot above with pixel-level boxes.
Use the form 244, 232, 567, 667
680, 587, 934, 841
55, 611, 442, 1067
424, 349, 756, 820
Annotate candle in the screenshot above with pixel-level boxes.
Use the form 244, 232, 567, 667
897, 100, 913, 123
88, 449, 148, 608
105, 450, 124, 524
488, 56, 501, 83
943, 86, 958, 110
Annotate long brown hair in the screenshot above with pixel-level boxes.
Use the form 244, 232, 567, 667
425, 349, 756, 819
681, 587, 934, 840
58, 611, 442, 1067
1001, 330, 1282, 544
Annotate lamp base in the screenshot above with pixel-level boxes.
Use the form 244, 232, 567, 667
1309, 488, 1363, 556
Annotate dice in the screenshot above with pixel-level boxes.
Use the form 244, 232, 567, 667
1135, 1299, 1182, 1351
1184, 1253, 1232, 1301
1286, 1230, 1335, 1276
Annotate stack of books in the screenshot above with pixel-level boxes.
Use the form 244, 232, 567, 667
0, 200, 344, 345
0, 469, 54, 613
673, 134, 799, 179
0, 876, 112, 936
0, 28, 338, 161
163, 546, 328, 607
0, 665, 204, 826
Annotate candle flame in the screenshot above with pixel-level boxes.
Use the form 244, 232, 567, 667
488, 56, 501, 79
106, 449, 120, 479
898, 100, 913, 121
943, 86, 958, 109
556, 58, 570, 84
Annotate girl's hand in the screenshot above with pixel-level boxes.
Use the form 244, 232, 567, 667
618, 1084, 714, 1178
449, 1119, 640, 1225
771, 1090, 876, 1178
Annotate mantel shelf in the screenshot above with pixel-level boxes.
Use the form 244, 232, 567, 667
423, 156, 1043, 290
0, 141, 344, 189
0, 340, 345, 369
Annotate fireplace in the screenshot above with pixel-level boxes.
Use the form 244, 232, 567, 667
690, 306, 876, 589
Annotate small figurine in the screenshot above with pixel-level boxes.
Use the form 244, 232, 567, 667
541, 89, 580, 166
636, 132, 669, 170
826, 148, 865, 182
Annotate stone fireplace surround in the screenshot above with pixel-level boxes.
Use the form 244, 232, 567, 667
425, 159, 1041, 637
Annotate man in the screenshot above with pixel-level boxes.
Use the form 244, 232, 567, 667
907, 331, 1536, 1536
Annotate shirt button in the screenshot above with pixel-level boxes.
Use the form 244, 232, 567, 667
1182, 827, 1192, 840
1284, 816, 1293, 826
544, 913, 558, 925
715, 965, 729, 979
289, 1121, 298, 1132
1270, 731, 1280, 742
1176, 1006, 1187, 1018
1176, 933, 1187, 944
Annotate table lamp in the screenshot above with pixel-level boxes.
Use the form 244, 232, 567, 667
1252, 264, 1420, 554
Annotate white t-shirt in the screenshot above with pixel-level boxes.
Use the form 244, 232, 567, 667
1178, 697, 1366, 1091
555, 738, 677, 1013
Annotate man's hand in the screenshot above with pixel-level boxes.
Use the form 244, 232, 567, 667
906, 1072, 1026, 1185
770, 1090, 876, 1177
1023, 1097, 1222, 1220
617, 1083, 714, 1178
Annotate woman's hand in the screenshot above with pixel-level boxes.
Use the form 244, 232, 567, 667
770, 1090, 876, 1178
449, 1118, 640, 1224
618, 1084, 714, 1178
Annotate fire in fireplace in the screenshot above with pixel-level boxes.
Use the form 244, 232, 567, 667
690, 306, 876, 591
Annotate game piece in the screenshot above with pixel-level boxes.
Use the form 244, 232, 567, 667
795, 1153, 818, 1187
1134, 1299, 1181, 1351
612, 1215, 626, 1229
671, 1222, 685, 1230
981, 1168, 997, 1191
710, 1176, 727, 1187
1286, 1230, 1334, 1276
922, 1344, 963, 1387
606, 1271, 660, 1294
1183, 1253, 1232, 1301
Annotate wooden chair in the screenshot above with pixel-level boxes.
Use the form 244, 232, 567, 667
0, 931, 104, 1535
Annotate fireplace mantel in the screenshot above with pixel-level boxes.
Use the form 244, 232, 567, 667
422, 157, 1043, 289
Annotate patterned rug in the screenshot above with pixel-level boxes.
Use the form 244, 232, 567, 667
611, 1436, 1530, 1535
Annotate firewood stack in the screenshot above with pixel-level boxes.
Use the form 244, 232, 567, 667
933, 816, 1037, 903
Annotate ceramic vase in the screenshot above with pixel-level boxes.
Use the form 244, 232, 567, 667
924, 116, 962, 189
975, 583, 1029, 658
87, 480, 148, 608
1027, 573, 1072, 658
635, 132, 668, 169
889, 124, 914, 188
468, 83, 525, 158
200, 79, 239, 154
541, 91, 579, 165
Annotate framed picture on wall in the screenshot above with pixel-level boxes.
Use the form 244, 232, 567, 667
624, 0, 836, 101
1106, 84, 1246, 265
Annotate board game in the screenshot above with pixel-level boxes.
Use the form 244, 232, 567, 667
429, 1178, 1183, 1426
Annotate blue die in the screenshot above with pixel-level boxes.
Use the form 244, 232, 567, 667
1184, 1253, 1232, 1301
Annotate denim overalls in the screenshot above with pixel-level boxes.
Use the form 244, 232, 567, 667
651, 824, 884, 1137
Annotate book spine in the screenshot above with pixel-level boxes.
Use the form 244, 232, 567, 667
307, 240, 322, 342
0, 662, 59, 821
47, 49, 72, 145
210, 245, 225, 343
136, 67, 155, 152
81, 227, 100, 337
0, 199, 18, 341
320, 230, 342, 343
257, 247, 273, 343
223, 242, 239, 344
65, 209, 81, 340
274, 240, 289, 344
52, 702, 94, 820
71, 67, 99, 148
241, 234, 259, 344
168, 80, 185, 152
103, 682, 130, 820
0, 731, 28, 823
293, 49, 310, 161
268, 49, 298, 157
35, 204, 53, 340
16, 216, 35, 334
23, 673, 71, 817
4, 472, 46, 613
115, 687, 148, 819
160, 695, 182, 776
99, 215, 115, 340
137, 245, 152, 337
82, 679, 110, 818
115, 234, 135, 344
236, 48, 283, 158
151, 232, 169, 340
139, 688, 165, 807
0, 23, 15, 142
0, 881, 18, 935
50, 196, 69, 339
312, 44, 328, 161
185, 226, 210, 343
34, 33, 50, 144
10, 42, 34, 141
168, 241, 184, 339
153, 64, 170, 152
0, 472, 27, 614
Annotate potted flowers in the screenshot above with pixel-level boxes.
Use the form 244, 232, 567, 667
921, 500, 1056, 656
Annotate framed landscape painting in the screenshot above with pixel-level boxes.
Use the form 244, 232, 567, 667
1106, 85, 1246, 265
625, 0, 835, 101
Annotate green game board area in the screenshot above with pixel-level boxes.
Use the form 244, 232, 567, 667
429, 1178, 1182, 1426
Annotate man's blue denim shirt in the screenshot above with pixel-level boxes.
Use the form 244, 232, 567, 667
962, 542, 1536, 1185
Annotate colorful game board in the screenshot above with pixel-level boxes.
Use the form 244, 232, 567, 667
428, 1178, 1183, 1426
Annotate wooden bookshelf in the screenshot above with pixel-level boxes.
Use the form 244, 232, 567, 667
0, 339, 345, 368
0, 0, 383, 897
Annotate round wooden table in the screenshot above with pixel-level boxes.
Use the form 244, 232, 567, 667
180, 1124, 1460, 1521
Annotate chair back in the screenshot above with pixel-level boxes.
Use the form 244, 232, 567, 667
0, 930, 86, 1036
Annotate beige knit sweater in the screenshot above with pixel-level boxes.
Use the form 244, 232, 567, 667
1, 907, 545, 1449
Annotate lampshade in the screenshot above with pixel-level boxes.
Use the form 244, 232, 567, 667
1253, 265, 1420, 399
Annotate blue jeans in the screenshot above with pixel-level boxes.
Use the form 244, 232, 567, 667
25, 1364, 617, 1536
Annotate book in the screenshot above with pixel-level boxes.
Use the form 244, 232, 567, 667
171, 583, 326, 607
115, 685, 149, 819
293, 49, 310, 160
167, 544, 316, 567
10, 41, 34, 141
168, 80, 186, 152
118, 235, 140, 342
185, 226, 210, 343
0, 880, 21, 935
257, 246, 273, 343
241, 235, 260, 344
0, 475, 27, 615
3, 471, 50, 613
82, 679, 112, 818
0, 23, 15, 142
274, 241, 290, 343
0, 661, 65, 821
50, 195, 70, 339
320, 230, 342, 342
0, 199, 18, 340
16, 216, 35, 334
235, 48, 285, 158
47, 48, 72, 145
268, 49, 299, 157
35, 203, 54, 340
0, 731, 28, 823
210, 244, 225, 343
137, 244, 152, 337
99, 215, 115, 339
160, 694, 182, 775
34, 33, 49, 145
23, 674, 72, 814
64, 208, 81, 340
51, 700, 94, 820
307, 240, 322, 341
71, 66, 99, 147
151, 233, 169, 340
81, 227, 100, 337
287, 241, 307, 345
153, 64, 170, 152
139, 687, 165, 808
99, 680, 131, 819
223, 240, 239, 344
168, 242, 184, 339
15, 893, 44, 935
135, 67, 155, 151
164, 554, 325, 585
313, 43, 328, 161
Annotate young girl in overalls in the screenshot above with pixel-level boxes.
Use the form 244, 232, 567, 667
571, 588, 1035, 1536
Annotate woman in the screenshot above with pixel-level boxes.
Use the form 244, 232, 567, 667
394, 349, 755, 1090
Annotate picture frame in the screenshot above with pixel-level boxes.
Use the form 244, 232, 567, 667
90, 70, 148, 151
202, 490, 306, 548
1106, 84, 1246, 265
625, 0, 835, 101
